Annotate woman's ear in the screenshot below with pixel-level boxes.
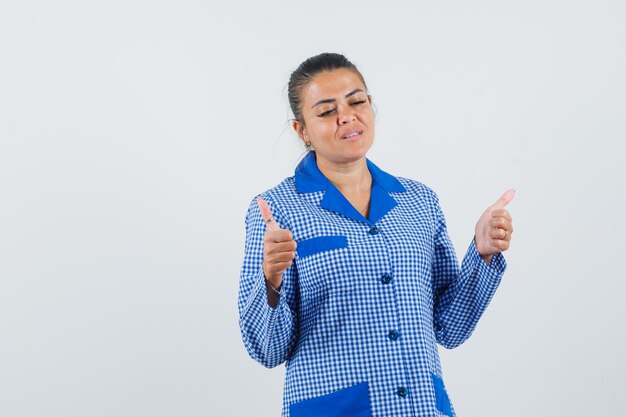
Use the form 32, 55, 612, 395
293, 119, 307, 141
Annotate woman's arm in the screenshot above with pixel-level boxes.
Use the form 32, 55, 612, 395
430, 192, 508, 349
237, 195, 298, 368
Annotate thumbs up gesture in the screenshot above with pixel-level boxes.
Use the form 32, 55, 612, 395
474, 189, 515, 263
257, 197, 297, 290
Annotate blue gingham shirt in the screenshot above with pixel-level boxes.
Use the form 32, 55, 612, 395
238, 152, 506, 417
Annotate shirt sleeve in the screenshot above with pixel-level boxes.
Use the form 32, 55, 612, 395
430, 191, 506, 349
237, 194, 298, 368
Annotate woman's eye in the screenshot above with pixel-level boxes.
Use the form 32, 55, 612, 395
317, 100, 366, 117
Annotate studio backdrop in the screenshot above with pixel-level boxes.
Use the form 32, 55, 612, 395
1, 1, 624, 416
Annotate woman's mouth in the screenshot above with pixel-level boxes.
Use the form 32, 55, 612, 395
340, 130, 363, 141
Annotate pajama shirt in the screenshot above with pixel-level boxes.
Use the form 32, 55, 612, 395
238, 151, 506, 417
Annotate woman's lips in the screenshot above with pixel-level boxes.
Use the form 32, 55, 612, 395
340, 130, 363, 141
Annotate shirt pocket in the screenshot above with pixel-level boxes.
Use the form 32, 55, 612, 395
296, 235, 348, 258
295, 235, 351, 294
289, 382, 372, 417
432, 373, 453, 416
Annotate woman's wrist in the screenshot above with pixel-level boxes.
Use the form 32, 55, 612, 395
480, 254, 493, 264
265, 278, 282, 294
264, 278, 281, 308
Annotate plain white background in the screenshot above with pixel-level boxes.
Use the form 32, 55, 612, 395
1, 1, 625, 416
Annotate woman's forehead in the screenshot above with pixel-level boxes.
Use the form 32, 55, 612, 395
302, 69, 367, 105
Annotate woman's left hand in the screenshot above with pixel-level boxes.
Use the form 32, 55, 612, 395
474, 189, 515, 263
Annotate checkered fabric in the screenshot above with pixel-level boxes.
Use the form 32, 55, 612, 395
238, 152, 506, 417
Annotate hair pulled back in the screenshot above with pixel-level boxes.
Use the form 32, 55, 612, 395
288, 53, 367, 123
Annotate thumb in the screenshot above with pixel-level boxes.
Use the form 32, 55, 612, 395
490, 189, 516, 209
257, 197, 281, 231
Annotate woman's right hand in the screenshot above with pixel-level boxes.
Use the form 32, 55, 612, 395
257, 197, 297, 290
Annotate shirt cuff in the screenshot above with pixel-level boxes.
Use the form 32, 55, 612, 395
250, 268, 287, 312
468, 239, 507, 277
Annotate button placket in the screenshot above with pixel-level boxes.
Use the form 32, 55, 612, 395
368, 221, 407, 404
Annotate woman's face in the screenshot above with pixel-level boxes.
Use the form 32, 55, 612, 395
294, 68, 375, 167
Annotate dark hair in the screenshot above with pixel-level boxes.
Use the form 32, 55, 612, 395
288, 53, 367, 123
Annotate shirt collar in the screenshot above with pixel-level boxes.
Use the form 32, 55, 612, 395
294, 151, 406, 194
294, 151, 406, 225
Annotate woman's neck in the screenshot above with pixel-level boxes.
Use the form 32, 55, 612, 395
316, 155, 372, 195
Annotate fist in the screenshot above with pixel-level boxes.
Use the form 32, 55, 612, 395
257, 197, 297, 289
474, 189, 515, 263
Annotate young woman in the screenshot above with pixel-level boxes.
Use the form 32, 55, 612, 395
238, 53, 514, 417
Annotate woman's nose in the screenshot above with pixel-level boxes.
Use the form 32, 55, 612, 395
337, 106, 356, 125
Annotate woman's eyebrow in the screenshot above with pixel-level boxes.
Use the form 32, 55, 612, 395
311, 89, 365, 108
345, 88, 364, 98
